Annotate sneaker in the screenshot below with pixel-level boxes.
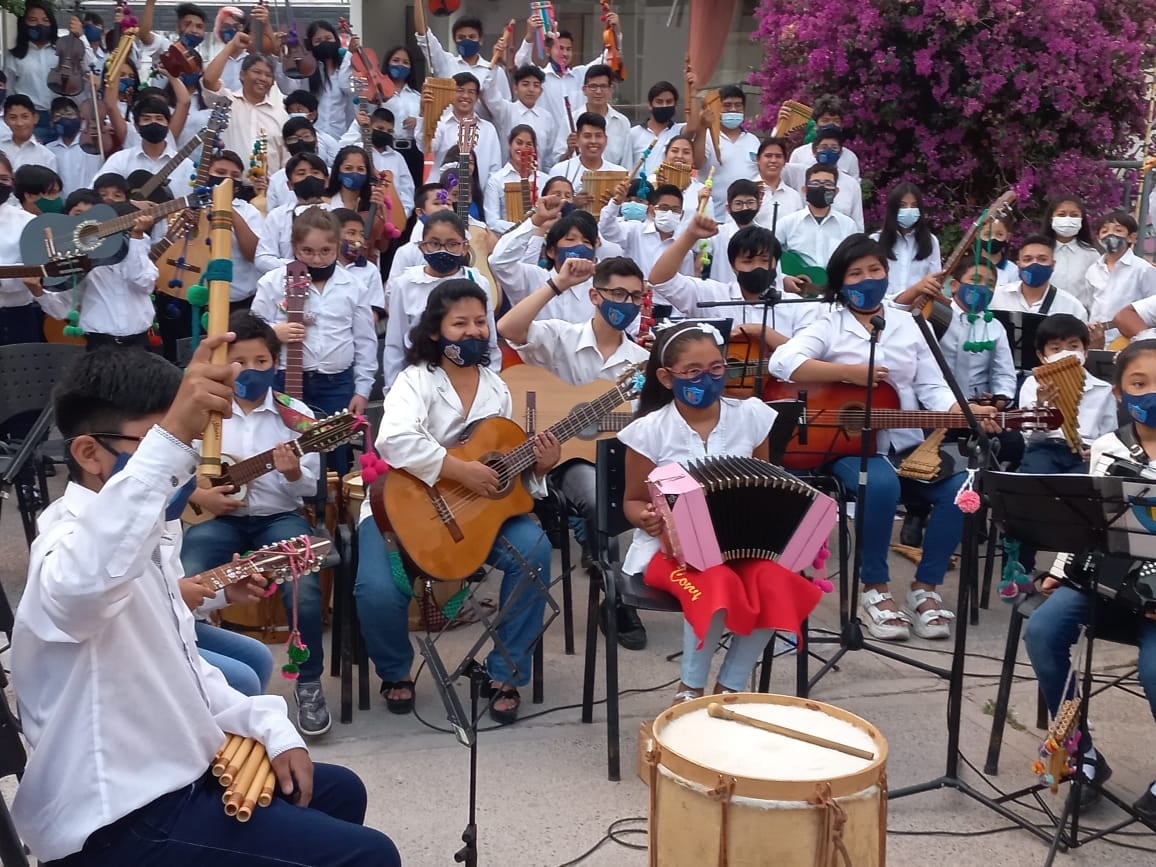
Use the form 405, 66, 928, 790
1133, 782, 1156, 823
598, 601, 648, 650
294, 680, 332, 736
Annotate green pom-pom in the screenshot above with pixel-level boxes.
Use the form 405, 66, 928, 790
67, 309, 79, 325
966, 312, 977, 324
287, 643, 310, 664
63, 324, 85, 337
186, 283, 210, 307
201, 311, 210, 330
983, 310, 994, 322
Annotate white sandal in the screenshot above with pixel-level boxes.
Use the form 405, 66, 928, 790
860, 588, 911, 641
904, 588, 955, 640
671, 689, 703, 706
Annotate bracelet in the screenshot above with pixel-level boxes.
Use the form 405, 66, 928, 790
547, 277, 563, 296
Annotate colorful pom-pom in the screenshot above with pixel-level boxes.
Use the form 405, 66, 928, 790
186, 283, 210, 307
956, 489, 981, 513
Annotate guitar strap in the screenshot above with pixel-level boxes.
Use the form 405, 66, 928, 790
1112, 422, 1150, 464
273, 391, 315, 433
1039, 286, 1058, 315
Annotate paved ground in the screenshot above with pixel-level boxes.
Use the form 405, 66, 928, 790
1, 477, 1155, 865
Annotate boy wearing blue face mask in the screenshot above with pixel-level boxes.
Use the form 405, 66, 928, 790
497, 256, 652, 649
990, 234, 1088, 319
694, 85, 761, 220
1087, 211, 1156, 349
414, 6, 510, 123
180, 312, 332, 736
46, 96, 102, 197
939, 259, 1017, 406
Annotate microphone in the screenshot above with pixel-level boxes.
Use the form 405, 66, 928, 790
870, 314, 886, 334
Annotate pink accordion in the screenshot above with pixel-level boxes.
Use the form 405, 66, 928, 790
647, 456, 837, 573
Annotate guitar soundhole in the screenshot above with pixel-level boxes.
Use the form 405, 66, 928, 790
572, 401, 599, 441
75, 221, 100, 252
481, 451, 513, 497
837, 403, 867, 435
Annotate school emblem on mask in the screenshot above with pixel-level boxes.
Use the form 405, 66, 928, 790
443, 343, 463, 364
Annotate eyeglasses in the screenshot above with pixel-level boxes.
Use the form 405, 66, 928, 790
584, 83, 612, 92
285, 135, 316, 145
596, 286, 646, 305
419, 239, 468, 254
806, 181, 836, 190
668, 362, 728, 380
654, 204, 683, 214
66, 432, 144, 455
730, 198, 759, 209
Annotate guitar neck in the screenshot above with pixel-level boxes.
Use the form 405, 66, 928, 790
520, 178, 532, 214
285, 302, 305, 401
138, 132, 208, 199
862, 409, 1023, 430
223, 442, 295, 486
192, 559, 261, 591
149, 235, 173, 262
95, 196, 199, 240
456, 154, 471, 220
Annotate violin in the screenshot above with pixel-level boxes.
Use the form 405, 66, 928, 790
338, 18, 392, 103
49, 31, 88, 97
600, 1, 625, 82
430, 0, 461, 16
280, 0, 317, 79
80, 69, 116, 159
156, 41, 202, 79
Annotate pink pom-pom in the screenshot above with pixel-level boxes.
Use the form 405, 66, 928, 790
955, 489, 981, 513
359, 452, 389, 484
281, 669, 300, 681
814, 578, 834, 594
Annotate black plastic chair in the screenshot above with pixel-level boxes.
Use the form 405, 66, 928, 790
330, 520, 371, 724
0, 669, 29, 865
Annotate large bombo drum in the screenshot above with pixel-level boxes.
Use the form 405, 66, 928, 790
645, 693, 888, 866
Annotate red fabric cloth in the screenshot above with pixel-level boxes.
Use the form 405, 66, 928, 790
644, 553, 823, 649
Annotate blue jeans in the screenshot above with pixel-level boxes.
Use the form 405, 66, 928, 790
42, 764, 399, 866
181, 513, 324, 682
195, 620, 274, 697
1016, 441, 1090, 572
1024, 586, 1156, 742
355, 514, 551, 687
828, 456, 964, 586
681, 610, 774, 692
275, 367, 355, 475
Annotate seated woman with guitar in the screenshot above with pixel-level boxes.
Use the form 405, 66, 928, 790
769, 234, 1001, 641
356, 279, 560, 724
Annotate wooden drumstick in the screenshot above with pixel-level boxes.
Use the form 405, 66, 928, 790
707, 702, 874, 760
697, 167, 716, 215
199, 178, 236, 479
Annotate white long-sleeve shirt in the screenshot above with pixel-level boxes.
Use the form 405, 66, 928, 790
1051, 239, 1100, 310
427, 110, 502, 186
488, 219, 602, 324
0, 204, 35, 308
383, 84, 422, 145
251, 262, 378, 398
938, 304, 1018, 400
5, 42, 96, 111
774, 207, 858, 269
597, 201, 694, 283
274, 53, 354, 140
789, 142, 861, 179
870, 230, 943, 299
546, 154, 628, 192
5, 136, 57, 173
989, 282, 1088, 319
95, 145, 194, 199
570, 102, 631, 169
11, 428, 305, 860
481, 71, 563, 166
483, 162, 548, 232
36, 237, 158, 335
781, 164, 863, 231
629, 122, 686, 178
415, 29, 510, 121
47, 137, 104, 198
651, 271, 823, 335
701, 130, 761, 220
1020, 371, 1117, 447
1086, 250, 1156, 344
753, 178, 805, 230
512, 40, 605, 126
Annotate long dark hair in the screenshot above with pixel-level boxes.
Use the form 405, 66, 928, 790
12, 1, 58, 60
877, 182, 933, 262
1041, 195, 1100, 251
405, 279, 491, 369
305, 20, 338, 95
635, 324, 723, 419
822, 233, 890, 304
381, 45, 417, 90
440, 146, 484, 219
326, 145, 373, 211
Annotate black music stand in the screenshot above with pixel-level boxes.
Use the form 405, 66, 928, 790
984, 470, 1156, 862
992, 310, 1047, 372
418, 534, 559, 867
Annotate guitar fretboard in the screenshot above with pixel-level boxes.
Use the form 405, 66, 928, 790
93, 196, 202, 241
827, 409, 1027, 430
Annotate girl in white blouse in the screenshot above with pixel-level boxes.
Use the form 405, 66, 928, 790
769, 234, 1000, 642
873, 182, 942, 305
274, 20, 354, 140
357, 279, 560, 724
1041, 195, 1101, 310
620, 322, 821, 704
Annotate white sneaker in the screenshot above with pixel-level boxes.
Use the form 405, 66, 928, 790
860, 588, 911, 641
903, 588, 955, 640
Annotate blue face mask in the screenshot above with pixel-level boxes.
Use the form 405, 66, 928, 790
671, 371, 726, 409
439, 335, 488, 367
339, 171, 367, 191
388, 64, 409, 80
598, 298, 640, 330
83, 23, 102, 43
220, 27, 237, 44
107, 450, 197, 522
897, 207, 920, 229
179, 71, 202, 88
559, 201, 576, 217
815, 149, 840, 165
721, 112, 744, 130
25, 24, 48, 43
1020, 263, 1054, 288
424, 250, 463, 274
53, 117, 82, 140
842, 277, 889, 311
181, 32, 204, 49
620, 201, 647, 222
957, 282, 992, 314
457, 38, 481, 59
1124, 392, 1156, 426
556, 243, 595, 266
234, 367, 277, 402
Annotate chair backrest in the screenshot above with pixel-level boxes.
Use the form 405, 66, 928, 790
176, 337, 195, 368
766, 398, 804, 466
595, 437, 634, 544
0, 343, 84, 433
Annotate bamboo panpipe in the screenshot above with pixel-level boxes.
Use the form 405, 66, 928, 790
214, 735, 276, 821
199, 179, 235, 479
220, 733, 254, 787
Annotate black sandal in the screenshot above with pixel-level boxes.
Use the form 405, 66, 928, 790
380, 680, 415, 715
487, 685, 521, 726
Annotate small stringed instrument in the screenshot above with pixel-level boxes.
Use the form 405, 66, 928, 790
155, 40, 202, 79
186, 535, 331, 593
280, 0, 317, 79
48, 31, 88, 97
183, 411, 365, 524
21, 191, 211, 285
282, 261, 311, 401
762, 380, 1063, 470
126, 102, 230, 203
249, 130, 268, 214
454, 119, 501, 307
921, 190, 1016, 338
374, 365, 645, 579
80, 68, 116, 159
502, 365, 635, 464
338, 17, 392, 102
600, 1, 625, 82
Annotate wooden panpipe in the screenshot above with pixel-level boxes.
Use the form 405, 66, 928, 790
199, 180, 235, 479
656, 160, 693, 191
1032, 353, 1085, 454
211, 734, 276, 822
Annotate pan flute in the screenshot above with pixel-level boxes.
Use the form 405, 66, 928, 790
422, 77, 457, 151
504, 180, 532, 223
701, 89, 722, 161
582, 170, 628, 217
647, 456, 836, 573
1032, 353, 1085, 453
773, 100, 813, 138
656, 160, 693, 191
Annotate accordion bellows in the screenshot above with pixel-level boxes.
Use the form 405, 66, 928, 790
647, 456, 837, 573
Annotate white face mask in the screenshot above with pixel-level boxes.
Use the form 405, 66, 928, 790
1046, 348, 1086, 365
653, 210, 682, 234
1051, 216, 1082, 237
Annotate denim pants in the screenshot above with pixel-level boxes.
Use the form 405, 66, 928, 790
1024, 586, 1156, 745
195, 620, 274, 696
1016, 441, 1089, 572
181, 512, 324, 681
42, 764, 400, 867
275, 367, 355, 475
355, 514, 552, 687
828, 456, 964, 587
681, 610, 774, 692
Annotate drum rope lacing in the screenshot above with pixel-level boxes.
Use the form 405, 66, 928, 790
810, 782, 851, 867
705, 775, 737, 866
644, 746, 660, 867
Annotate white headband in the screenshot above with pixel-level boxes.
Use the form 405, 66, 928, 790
658, 321, 724, 367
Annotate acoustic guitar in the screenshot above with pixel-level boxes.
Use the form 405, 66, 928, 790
373, 365, 645, 580
282, 262, 311, 401
503, 365, 634, 464
182, 410, 364, 525
187, 535, 331, 592
454, 119, 501, 308
126, 101, 230, 203
763, 379, 1063, 470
